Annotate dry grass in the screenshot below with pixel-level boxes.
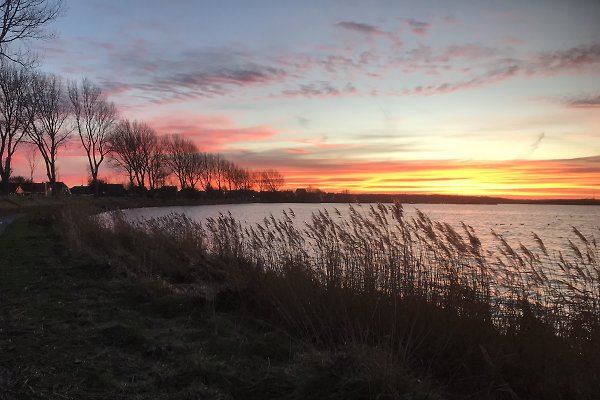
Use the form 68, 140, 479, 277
60, 202, 600, 399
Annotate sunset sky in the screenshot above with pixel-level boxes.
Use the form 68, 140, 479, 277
12, 0, 600, 198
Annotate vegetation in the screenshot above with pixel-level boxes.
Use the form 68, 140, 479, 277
1, 206, 441, 400
0, 0, 63, 64
44, 203, 599, 399
0, 60, 287, 196
0, 0, 284, 196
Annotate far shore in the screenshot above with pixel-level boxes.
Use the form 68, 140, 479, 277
1, 191, 599, 217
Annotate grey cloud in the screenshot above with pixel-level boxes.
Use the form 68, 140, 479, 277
335, 21, 385, 35
282, 81, 357, 98
403, 18, 430, 35
566, 94, 600, 108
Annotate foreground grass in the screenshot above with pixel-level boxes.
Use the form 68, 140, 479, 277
60, 204, 600, 399
0, 212, 438, 399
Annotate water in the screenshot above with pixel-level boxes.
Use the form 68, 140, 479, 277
122, 203, 600, 255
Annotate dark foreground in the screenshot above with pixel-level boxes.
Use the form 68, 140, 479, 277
1, 203, 599, 399
0, 213, 438, 399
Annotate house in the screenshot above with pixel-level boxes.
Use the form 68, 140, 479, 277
70, 183, 127, 197
70, 185, 93, 196
100, 183, 127, 197
48, 182, 70, 196
13, 182, 48, 195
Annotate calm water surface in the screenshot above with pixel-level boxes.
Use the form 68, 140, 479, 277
122, 203, 600, 254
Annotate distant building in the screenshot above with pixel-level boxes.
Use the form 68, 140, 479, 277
101, 183, 127, 197
8, 182, 49, 195
70, 183, 127, 197
70, 185, 93, 196
48, 182, 71, 196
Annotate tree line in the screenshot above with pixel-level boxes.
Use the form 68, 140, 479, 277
0, 64, 285, 195
109, 120, 285, 193
0, 0, 285, 195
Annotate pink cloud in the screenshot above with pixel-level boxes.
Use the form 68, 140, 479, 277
149, 112, 279, 152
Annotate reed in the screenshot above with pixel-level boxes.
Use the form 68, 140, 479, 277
60, 203, 600, 399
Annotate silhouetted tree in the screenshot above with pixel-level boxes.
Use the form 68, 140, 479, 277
24, 143, 38, 182
0, 62, 30, 194
162, 134, 199, 189
8, 174, 26, 183
256, 169, 285, 192
25, 71, 70, 186
0, 0, 63, 64
146, 135, 168, 191
68, 78, 117, 191
213, 153, 226, 190
108, 120, 162, 190
198, 152, 215, 191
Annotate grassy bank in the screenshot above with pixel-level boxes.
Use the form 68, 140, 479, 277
0, 194, 252, 217
0, 209, 439, 399
2, 203, 599, 398
59, 203, 600, 399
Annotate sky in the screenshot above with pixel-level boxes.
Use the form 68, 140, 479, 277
11, 0, 600, 198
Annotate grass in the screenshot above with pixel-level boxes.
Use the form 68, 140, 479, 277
0, 210, 439, 399
56, 202, 600, 399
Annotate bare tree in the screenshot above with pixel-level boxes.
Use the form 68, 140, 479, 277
238, 168, 254, 190
68, 78, 117, 191
0, 0, 64, 64
108, 120, 158, 190
257, 169, 285, 192
0, 61, 29, 193
212, 153, 227, 190
198, 152, 214, 190
221, 159, 235, 190
162, 134, 199, 189
25, 71, 70, 185
24, 142, 38, 181
146, 136, 168, 191
223, 161, 251, 191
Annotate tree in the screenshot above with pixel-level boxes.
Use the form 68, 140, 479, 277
108, 119, 159, 190
162, 134, 199, 189
0, 61, 29, 193
146, 136, 168, 191
257, 169, 285, 192
0, 0, 64, 64
68, 78, 117, 191
25, 71, 71, 185
212, 153, 226, 190
198, 152, 215, 191
24, 142, 38, 182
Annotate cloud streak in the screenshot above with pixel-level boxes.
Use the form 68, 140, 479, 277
403, 18, 430, 36
403, 42, 600, 96
281, 81, 357, 98
565, 94, 600, 109
335, 21, 386, 36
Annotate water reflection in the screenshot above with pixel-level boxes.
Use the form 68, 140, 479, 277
123, 203, 600, 256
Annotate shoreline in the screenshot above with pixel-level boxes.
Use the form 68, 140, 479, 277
2, 193, 599, 215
